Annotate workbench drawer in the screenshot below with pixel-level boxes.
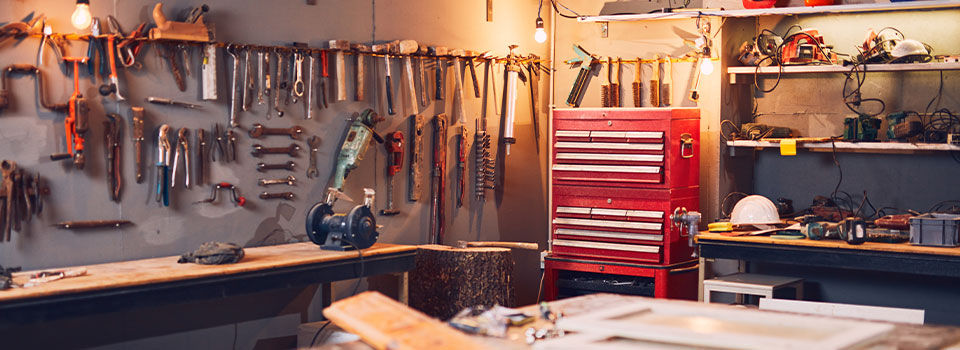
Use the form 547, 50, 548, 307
552, 108, 699, 189
551, 185, 698, 264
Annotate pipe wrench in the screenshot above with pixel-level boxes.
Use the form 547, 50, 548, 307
172, 127, 191, 188
156, 125, 172, 206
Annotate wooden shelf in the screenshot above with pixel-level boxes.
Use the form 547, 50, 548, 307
726, 140, 960, 153
577, 0, 960, 22
727, 61, 960, 77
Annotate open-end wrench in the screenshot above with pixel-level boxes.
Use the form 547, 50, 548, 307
249, 124, 303, 140
257, 161, 296, 172
257, 50, 266, 105
273, 50, 286, 117
226, 45, 241, 127
292, 50, 304, 104
258, 175, 297, 187
259, 192, 295, 200
242, 48, 254, 111
251, 143, 300, 157
262, 50, 272, 118
306, 136, 321, 179
172, 127, 191, 188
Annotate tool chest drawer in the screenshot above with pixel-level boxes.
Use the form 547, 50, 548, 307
551, 185, 698, 264
552, 108, 699, 189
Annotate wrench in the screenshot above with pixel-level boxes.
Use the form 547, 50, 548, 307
258, 175, 297, 187
273, 50, 286, 117
259, 192, 295, 200
292, 51, 304, 104
242, 48, 254, 111
305, 53, 316, 119
306, 136, 321, 179
248, 124, 303, 139
262, 51, 272, 119
172, 127, 191, 188
251, 143, 300, 157
227, 45, 241, 127
257, 161, 296, 172
257, 50, 266, 105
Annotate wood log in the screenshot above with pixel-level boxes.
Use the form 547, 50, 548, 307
409, 245, 515, 319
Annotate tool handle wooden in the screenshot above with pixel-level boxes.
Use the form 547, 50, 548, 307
321, 50, 329, 77
466, 241, 539, 250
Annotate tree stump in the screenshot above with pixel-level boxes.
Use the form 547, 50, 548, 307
409, 245, 516, 319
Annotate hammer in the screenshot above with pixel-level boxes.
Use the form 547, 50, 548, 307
327, 40, 350, 102
449, 49, 466, 124
351, 43, 370, 101
393, 40, 419, 114
455, 240, 539, 250
428, 46, 448, 101
372, 42, 396, 115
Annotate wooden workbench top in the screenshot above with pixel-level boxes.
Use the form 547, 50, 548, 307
0, 243, 416, 303
696, 232, 960, 257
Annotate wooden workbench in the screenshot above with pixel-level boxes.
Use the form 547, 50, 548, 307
695, 233, 960, 303
0, 242, 417, 326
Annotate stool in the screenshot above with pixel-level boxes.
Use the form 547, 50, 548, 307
702, 273, 803, 304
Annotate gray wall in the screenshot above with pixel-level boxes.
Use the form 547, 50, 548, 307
0, 0, 550, 347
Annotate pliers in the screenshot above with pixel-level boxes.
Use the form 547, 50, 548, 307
172, 127, 191, 188
156, 125, 172, 206
85, 18, 109, 78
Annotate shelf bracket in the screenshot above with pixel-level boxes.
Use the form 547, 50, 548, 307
600, 22, 608, 38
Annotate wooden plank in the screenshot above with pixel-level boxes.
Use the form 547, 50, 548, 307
697, 232, 960, 257
0, 243, 416, 303
727, 62, 960, 75
322, 291, 486, 350
727, 140, 960, 153
577, 0, 960, 22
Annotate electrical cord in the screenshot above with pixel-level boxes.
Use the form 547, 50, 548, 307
309, 238, 365, 348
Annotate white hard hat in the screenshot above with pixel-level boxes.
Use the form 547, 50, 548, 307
730, 195, 781, 225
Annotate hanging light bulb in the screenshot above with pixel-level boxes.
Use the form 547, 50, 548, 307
534, 17, 547, 43
71, 0, 92, 30
700, 57, 714, 75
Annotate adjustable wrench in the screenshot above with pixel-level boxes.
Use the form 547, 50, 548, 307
156, 125, 172, 206
258, 175, 297, 187
227, 45, 241, 127
257, 161, 296, 172
251, 143, 300, 157
132, 107, 145, 183
306, 136, 321, 179
249, 124, 303, 140
172, 127, 191, 188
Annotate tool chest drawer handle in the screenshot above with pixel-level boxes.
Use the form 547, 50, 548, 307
680, 133, 695, 159
553, 218, 662, 231
555, 142, 664, 151
555, 228, 664, 242
553, 239, 661, 253
552, 164, 661, 174
555, 153, 664, 162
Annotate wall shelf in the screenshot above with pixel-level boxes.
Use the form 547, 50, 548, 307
727, 61, 960, 80
577, 0, 960, 22
727, 140, 960, 154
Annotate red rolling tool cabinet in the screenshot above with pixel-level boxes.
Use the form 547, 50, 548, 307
545, 108, 700, 300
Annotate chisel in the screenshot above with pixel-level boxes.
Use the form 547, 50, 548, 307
650, 54, 660, 107
633, 57, 642, 107
662, 55, 672, 107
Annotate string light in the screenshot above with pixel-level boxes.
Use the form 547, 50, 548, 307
534, 0, 547, 43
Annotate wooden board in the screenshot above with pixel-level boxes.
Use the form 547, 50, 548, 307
549, 297, 893, 350
322, 291, 486, 350
0, 243, 416, 303
697, 232, 960, 257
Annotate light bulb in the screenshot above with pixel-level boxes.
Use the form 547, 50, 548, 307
71, 0, 92, 30
700, 58, 714, 75
534, 17, 546, 43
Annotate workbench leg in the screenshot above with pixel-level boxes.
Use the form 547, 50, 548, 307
795, 281, 804, 301
396, 272, 409, 305
321, 282, 333, 309
698, 257, 707, 302
735, 260, 747, 305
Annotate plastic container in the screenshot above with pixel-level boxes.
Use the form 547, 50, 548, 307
909, 213, 960, 247
804, 0, 835, 6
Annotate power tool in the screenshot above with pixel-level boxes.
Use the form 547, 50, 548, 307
843, 114, 881, 141
331, 109, 384, 191
306, 188, 380, 251
781, 29, 836, 65
885, 112, 921, 140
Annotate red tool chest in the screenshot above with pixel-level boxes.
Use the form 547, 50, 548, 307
546, 108, 700, 300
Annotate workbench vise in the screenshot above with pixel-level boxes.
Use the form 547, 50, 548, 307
671, 207, 702, 257
306, 188, 380, 251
